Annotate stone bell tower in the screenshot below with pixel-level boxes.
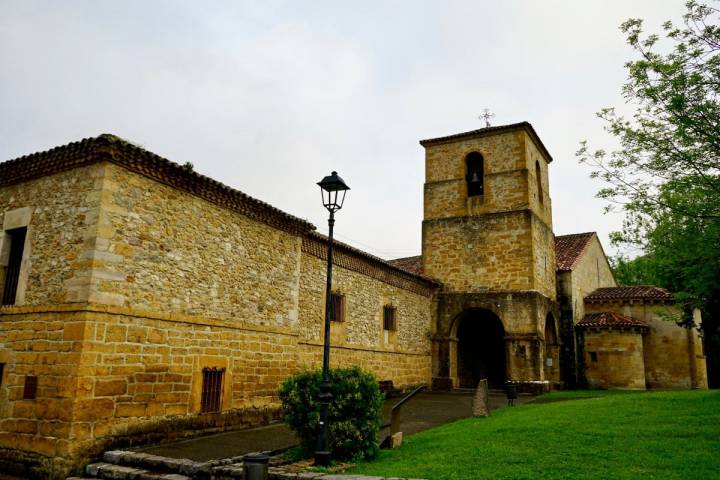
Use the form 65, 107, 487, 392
421, 122, 560, 391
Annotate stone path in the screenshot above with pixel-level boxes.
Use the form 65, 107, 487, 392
137, 390, 534, 461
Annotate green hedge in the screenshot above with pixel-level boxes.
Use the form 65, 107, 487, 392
278, 366, 384, 461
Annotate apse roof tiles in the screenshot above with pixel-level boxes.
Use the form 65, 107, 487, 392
577, 311, 648, 330
585, 286, 675, 302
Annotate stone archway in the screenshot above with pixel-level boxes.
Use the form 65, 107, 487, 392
455, 309, 506, 388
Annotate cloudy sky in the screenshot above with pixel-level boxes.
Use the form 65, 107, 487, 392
1, 1, 687, 260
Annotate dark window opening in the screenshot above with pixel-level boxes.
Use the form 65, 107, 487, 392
23, 375, 37, 400
201, 367, 224, 413
2, 227, 27, 306
330, 292, 345, 322
0, 363, 5, 387
383, 305, 396, 331
536, 160, 543, 205
589, 352, 598, 363
465, 152, 484, 197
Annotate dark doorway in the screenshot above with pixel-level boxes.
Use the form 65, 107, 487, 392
456, 309, 506, 388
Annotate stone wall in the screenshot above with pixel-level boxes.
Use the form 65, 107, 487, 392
0, 160, 439, 478
422, 211, 534, 292
298, 251, 434, 388
584, 300, 708, 390
0, 164, 102, 306
581, 329, 646, 389
530, 215, 556, 300
562, 237, 617, 325
87, 162, 303, 326
421, 127, 555, 299
557, 236, 616, 386
0, 306, 292, 479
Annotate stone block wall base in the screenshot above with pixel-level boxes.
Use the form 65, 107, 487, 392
431, 376, 453, 391
507, 381, 549, 395
0, 447, 61, 480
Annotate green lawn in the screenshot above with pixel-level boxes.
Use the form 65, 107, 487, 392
349, 390, 720, 479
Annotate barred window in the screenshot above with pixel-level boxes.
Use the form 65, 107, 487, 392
201, 367, 224, 413
23, 375, 37, 400
330, 292, 345, 322
2, 227, 27, 306
383, 305, 396, 331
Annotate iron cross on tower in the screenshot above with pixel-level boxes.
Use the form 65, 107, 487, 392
479, 109, 495, 127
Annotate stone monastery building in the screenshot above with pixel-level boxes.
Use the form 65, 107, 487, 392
0, 122, 708, 478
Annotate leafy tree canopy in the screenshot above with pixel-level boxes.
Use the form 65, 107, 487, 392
579, 1, 720, 386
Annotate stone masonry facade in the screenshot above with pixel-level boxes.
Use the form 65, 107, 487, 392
0, 124, 708, 478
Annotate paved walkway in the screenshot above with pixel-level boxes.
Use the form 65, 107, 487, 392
137, 391, 534, 461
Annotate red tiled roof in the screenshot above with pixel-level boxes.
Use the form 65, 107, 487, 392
0, 134, 315, 235
555, 232, 596, 272
387, 255, 423, 275
419, 122, 553, 163
577, 312, 648, 330
585, 286, 675, 302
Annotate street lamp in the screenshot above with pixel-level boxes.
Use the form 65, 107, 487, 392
314, 171, 350, 466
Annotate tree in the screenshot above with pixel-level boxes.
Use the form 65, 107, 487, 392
578, 1, 720, 386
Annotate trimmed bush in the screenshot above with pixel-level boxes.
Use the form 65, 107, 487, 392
278, 366, 384, 461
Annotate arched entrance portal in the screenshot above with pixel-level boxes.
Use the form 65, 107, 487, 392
456, 309, 506, 388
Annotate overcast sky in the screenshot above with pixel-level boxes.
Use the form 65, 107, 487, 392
0, 1, 687, 260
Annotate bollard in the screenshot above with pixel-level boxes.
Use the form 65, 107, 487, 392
243, 452, 269, 480
505, 382, 518, 406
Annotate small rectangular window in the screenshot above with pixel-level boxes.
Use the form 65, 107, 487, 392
201, 367, 224, 413
589, 352, 598, 363
2, 227, 27, 306
23, 375, 37, 400
383, 305, 396, 331
330, 293, 345, 322
0, 363, 5, 387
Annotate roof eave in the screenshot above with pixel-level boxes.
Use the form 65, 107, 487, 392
419, 122, 554, 163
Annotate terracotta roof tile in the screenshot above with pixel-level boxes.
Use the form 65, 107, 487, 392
555, 232, 596, 272
419, 122, 553, 163
577, 312, 648, 330
387, 255, 423, 275
585, 286, 675, 302
0, 134, 315, 235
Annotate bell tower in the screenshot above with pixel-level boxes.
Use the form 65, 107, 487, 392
421, 122, 560, 391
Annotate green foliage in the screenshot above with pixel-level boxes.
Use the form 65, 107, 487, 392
577, 1, 720, 233
278, 366, 384, 461
350, 390, 720, 479
579, 1, 720, 386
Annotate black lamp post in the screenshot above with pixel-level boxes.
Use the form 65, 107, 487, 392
314, 171, 350, 466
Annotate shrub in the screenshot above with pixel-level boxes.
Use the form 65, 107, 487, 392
278, 366, 384, 461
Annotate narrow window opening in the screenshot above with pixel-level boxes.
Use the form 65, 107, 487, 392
330, 292, 345, 322
200, 367, 224, 413
535, 161, 543, 205
589, 352, 598, 363
383, 305, 396, 331
2, 227, 27, 306
23, 375, 38, 400
465, 152, 484, 197
0, 363, 5, 387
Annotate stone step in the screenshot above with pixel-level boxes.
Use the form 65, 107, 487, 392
84, 462, 192, 480
101, 451, 211, 477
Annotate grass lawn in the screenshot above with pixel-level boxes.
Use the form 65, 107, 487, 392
349, 390, 720, 479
